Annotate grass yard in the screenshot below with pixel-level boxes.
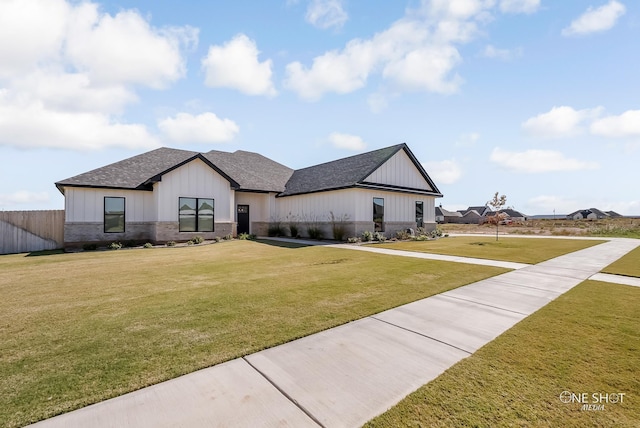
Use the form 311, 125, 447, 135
365, 280, 640, 428
601, 246, 640, 278
374, 236, 605, 264
0, 240, 506, 428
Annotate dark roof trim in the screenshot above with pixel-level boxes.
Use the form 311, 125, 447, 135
276, 183, 442, 198
55, 183, 154, 194
356, 182, 443, 196
143, 154, 240, 189
235, 188, 272, 194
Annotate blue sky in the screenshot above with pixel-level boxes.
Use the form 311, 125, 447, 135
1, 0, 638, 215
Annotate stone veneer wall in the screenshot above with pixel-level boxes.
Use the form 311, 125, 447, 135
64, 222, 154, 249
64, 221, 236, 248
153, 221, 235, 244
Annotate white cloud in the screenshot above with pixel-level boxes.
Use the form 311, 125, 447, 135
590, 110, 640, 138
65, 3, 196, 89
521, 106, 602, 138
423, 159, 462, 185
306, 0, 348, 30
0, 191, 50, 207
202, 34, 276, 97
455, 132, 480, 147
327, 132, 366, 151
480, 44, 523, 60
158, 113, 239, 144
490, 148, 599, 173
562, 0, 626, 36
0, 0, 196, 151
367, 92, 389, 114
284, 1, 497, 100
499, 0, 540, 14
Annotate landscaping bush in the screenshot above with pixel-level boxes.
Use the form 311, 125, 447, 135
224, 234, 233, 240
329, 211, 349, 241
286, 212, 300, 238
347, 237, 360, 244
214, 236, 222, 243
395, 230, 411, 240
373, 232, 386, 242
109, 242, 122, 250
143, 243, 153, 249
307, 227, 324, 240
362, 230, 373, 242
166, 241, 176, 247
193, 236, 205, 244
267, 218, 286, 237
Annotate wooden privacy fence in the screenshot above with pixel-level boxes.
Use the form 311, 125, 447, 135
0, 210, 65, 255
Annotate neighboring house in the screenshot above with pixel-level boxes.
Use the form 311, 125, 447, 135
459, 209, 484, 224
605, 211, 622, 218
568, 208, 610, 220
55, 143, 442, 248
466, 205, 492, 217
485, 209, 528, 222
435, 206, 462, 223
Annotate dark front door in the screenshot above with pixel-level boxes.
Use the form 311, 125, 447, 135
237, 205, 250, 235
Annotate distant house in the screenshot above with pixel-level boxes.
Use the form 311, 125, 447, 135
435, 206, 462, 223
606, 211, 623, 218
55, 143, 442, 247
466, 205, 492, 216
568, 208, 611, 220
459, 209, 484, 224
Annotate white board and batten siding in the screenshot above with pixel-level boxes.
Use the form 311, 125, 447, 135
364, 150, 433, 191
276, 188, 436, 224
64, 187, 155, 223
155, 158, 234, 222
353, 189, 435, 223
276, 189, 357, 221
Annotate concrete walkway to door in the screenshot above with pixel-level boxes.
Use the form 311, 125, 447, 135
28, 238, 640, 428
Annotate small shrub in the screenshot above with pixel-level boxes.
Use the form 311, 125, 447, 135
238, 232, 250, 240
329, 211, 349, 241
215, 236, 222, 243
143, 242, 153, 249
286, 212, 300, 238
109, 241, 122, 250
190, 236, 204, 245
395, 230, 411, 240
373, 232, 386, 242
347, 236, 360, 243
362, 230, 373, 242
166, 241, 176, 247
307, 227, 324, 240
82, 243, 97, 251
267, 217, 286, 237
224, 234, 233, 240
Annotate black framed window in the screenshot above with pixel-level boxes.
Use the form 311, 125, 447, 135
179, 197, 214, 232
416, 201, 424, 228
373, 197, 384, 232
104, 197, 125, 233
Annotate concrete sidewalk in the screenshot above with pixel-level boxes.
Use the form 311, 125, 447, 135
29, 238, 640, 428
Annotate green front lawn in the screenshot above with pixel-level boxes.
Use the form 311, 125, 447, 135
0, 240, 506, 428
365, 280, 640, 428
375, 236, 605, 264
602, 246, 640, 277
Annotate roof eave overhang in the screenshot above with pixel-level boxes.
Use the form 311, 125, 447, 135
55, 183, 153, 194
277, 183, 443, 198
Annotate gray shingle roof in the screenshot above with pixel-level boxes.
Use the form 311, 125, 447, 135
55, 147, 199, 191
56, 143, 441, 197
56, 147, 293, 193
278, 144, 441, 197
204, 150, 293, 192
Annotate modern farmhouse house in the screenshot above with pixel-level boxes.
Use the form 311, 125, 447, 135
55, 143, 442, 248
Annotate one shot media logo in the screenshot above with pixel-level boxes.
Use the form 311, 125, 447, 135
559, 391, 626, 411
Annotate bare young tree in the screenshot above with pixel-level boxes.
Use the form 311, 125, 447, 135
486, 192, 507, 241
